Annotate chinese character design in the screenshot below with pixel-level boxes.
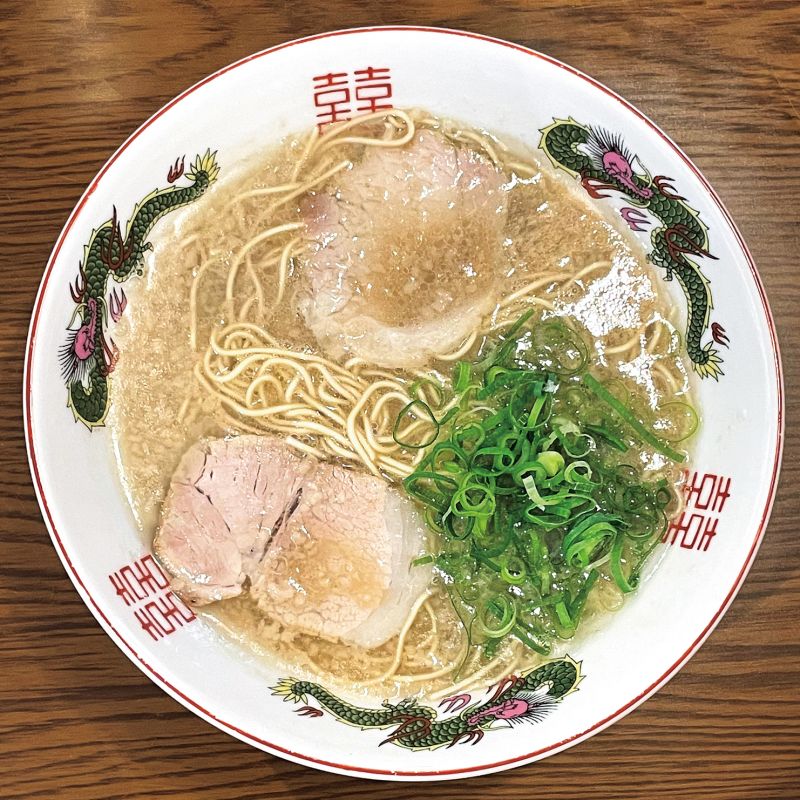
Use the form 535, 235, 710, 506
313, 67, 393, 130
108, 554, 195, 641
663, 471, 732, 552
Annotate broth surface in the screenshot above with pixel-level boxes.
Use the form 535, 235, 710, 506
110, 111, 693, 699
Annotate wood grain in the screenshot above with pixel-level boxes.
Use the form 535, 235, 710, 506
1, 2, 798, 797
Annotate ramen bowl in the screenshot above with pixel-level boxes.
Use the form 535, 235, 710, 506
25, 27, 783, 780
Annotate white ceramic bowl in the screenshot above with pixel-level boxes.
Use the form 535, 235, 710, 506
25, 27, 783, 780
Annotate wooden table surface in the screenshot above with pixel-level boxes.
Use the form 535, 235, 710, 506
2, 2, 798, 798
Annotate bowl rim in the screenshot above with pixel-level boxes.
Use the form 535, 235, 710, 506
23, 25, 785, 780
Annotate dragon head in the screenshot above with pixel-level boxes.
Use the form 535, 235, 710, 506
59, 297, 98, 385
467, 690, 558, 728
584, 127, 652, 200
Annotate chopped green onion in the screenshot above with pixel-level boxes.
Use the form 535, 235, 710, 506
554, 600, 573, 629
408, 377, 445, 408
478, 595, 517, 638
563, 513, 619, 569
568, 569, 600, 619
398, 313, 695, 661
537, 450, 565, 477
522, 475, 570, 509
393, 399, 440, 449
654, 401, 700, 443
453, 361, 473, 393
583, 374, 686, 462
584, 423, 629, 453
610, 532, 637, 592
563, 460, 596, 485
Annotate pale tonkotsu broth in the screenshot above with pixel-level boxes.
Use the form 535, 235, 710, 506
110, 109, 693, 701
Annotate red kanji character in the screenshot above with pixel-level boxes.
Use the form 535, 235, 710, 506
353, 66, 393, 114
134, 606, 166, 641
171, 592, 196, 622
120, 565, 150, 600
131, 555, 168, 597
678, 513, 706, 550
694, 473, 718, 511
109, 570, 140, 607
143, 600, 176, 635
698, 515, 719, 552
709, 475, 732, 514
664, 510, 705, 549
683, 470, 709, 509
155, 592, 196, 628
663, 510, 686, 545
313, 71, 351, 128
685, 472, 731, 513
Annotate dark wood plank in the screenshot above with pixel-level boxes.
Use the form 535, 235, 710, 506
1, 1, 798, 797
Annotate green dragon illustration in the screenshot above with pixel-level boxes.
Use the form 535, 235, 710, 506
272, 656, 582, 750
60, 150, 220, 428
539, 118, 728, 379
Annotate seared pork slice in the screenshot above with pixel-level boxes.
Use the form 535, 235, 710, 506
298, 128, 508, 369
251, 463, 430, 648
154, 435, 430, 648
154, 436, 311, 605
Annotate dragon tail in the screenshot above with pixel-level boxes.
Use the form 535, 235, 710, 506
692, 343, 724, 380
186, 148, 221, 184
271, 677, 308, 704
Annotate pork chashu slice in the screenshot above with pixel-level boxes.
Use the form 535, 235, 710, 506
298, 127, 508, 369
154, 435, 429, 648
